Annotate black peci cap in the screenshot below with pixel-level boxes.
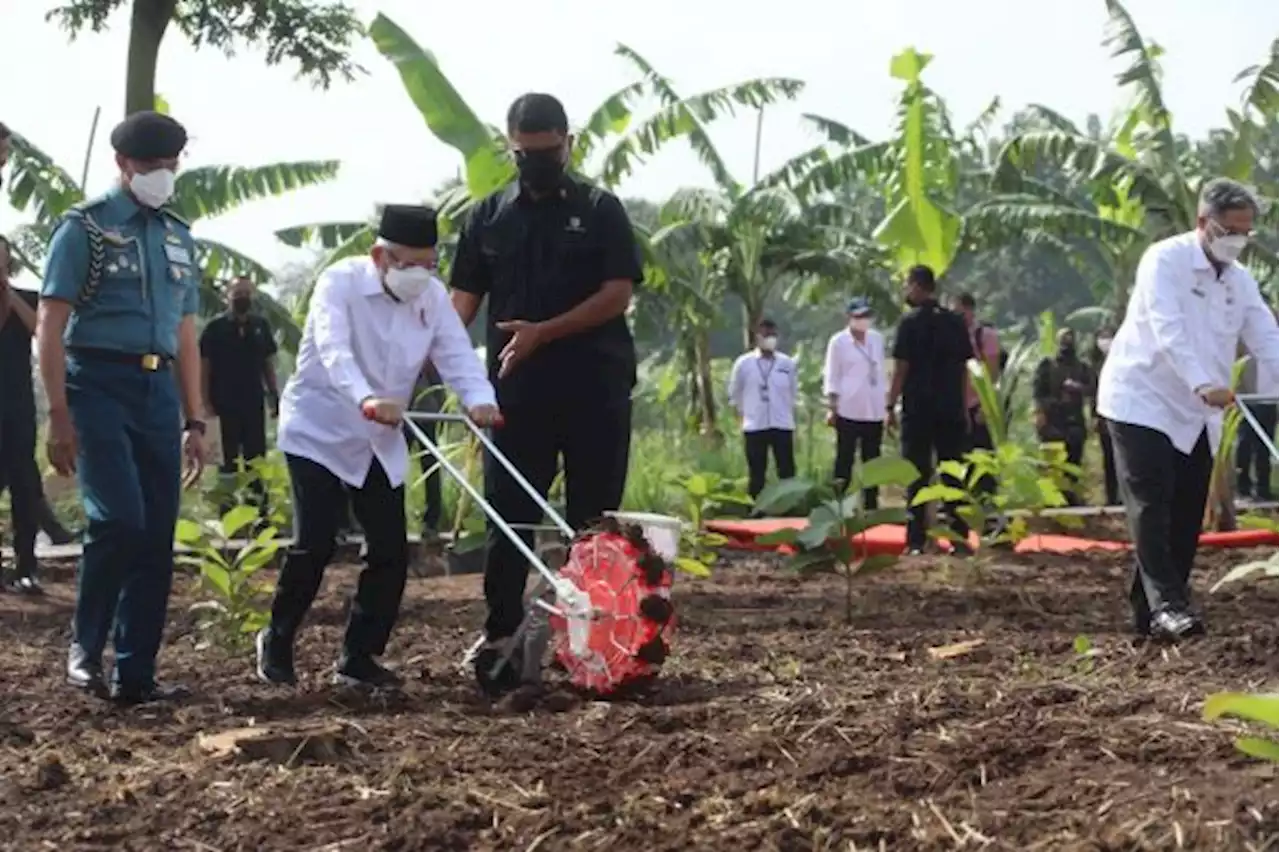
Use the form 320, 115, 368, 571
378, 204, 438, 248
110, 111, 187, 160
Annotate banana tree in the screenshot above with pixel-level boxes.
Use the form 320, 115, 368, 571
973, 1, 1279, 312
278, 12, 806, 320
4, 128, 336, 351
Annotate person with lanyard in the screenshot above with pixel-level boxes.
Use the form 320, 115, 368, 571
823, 298, 886, 506
256, 205, 499, 688
199, 276, 280, 519
1098, 178, 1280, 642
1032, 328, 1093, 505
449, 93, 643, 695
1088, 325, 1120, 507
0, 235, 44, 593
729, 318, 798, 501
37, 111, 206, 704
885, 265, 974, 556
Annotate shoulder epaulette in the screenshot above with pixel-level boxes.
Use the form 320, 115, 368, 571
160, 207, 191, 229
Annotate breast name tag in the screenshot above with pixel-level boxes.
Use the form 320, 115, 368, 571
163, 244, 192, 264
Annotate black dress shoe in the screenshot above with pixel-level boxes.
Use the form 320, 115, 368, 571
111, 682, 190, 706
7, 574, 44, 596
255, 628, 297, 686
1148, 608, 1205, 643
67, 655, 110, 699
45, 524, 79, 546
333, 655, 402, 688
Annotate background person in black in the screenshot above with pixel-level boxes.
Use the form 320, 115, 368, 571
449, 93, 643, 692
199, 277, 280, 518
0, 235, 45, 593
1033, 328, 1093, 505
886, 265, 973, 556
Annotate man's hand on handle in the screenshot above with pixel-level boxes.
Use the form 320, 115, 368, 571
468, 404, 503, 428
361, 397, 405, 426
1197, 387, 1236, 409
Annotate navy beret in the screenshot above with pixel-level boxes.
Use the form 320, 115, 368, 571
110, 111, 187, 160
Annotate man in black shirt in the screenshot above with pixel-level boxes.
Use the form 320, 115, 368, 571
886, 265, 973, 555
449, 93, 643, 693
0, 235, 44, 592
199, 277, 280, 517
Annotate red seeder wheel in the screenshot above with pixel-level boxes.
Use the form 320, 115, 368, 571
547, 525, 676, 695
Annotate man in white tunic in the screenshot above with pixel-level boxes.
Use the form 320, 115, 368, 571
823, 297, 887, 507
728, 318, 797, 500
1098, 179, 1280, 642
257, 205, 499, 687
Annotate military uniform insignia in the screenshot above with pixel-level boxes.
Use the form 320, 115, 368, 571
171, 264, 183, 281
107, 263, 119, 274
102, 230, 127, 246
165, 232, 182, 244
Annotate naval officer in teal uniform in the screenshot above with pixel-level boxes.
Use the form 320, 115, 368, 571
37, 111, 207, 705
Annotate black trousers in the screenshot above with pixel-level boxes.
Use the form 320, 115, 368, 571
269, 454, 408, 658
1237, 401, 1277, 498
403, 417, 443, 532
966, 405, 997, 500
1098, 420, 1120, 505
902, 413, 970, 550
484, 398, 631, 640
832, 418, 882, 508
1109, 421, 1212, 622
217, 405, 268, 514
0, 391, 40, 576
744, 428, 796, 499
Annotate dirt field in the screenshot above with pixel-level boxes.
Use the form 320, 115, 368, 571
0, 548, 1276, 852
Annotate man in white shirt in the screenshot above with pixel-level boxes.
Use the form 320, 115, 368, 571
823, 298, 886, 507
256, 205, 499, 688
729, 319, 797, 500
1098, 178, 1280, 642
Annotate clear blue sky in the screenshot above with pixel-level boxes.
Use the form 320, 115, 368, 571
1, 0, 1276, 279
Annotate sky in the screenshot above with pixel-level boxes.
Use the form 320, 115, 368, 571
1, 0, 1277, 287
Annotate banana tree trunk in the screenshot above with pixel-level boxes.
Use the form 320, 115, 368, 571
682, 337, 699, 425
694, 329, 720, 441
125, 0, 178, 116
742, 297, 765, 351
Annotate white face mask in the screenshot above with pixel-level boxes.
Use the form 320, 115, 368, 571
385, 265, 434, 302
851, 317, 871, 333
759, 335, 778, 353
1206, 221, 1248, 264
1097, 337, 1113, 354
1208, 234, 1248, 264
129, 168, 175, 208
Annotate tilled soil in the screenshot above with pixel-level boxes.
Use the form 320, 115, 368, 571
0, 548, 1276, 851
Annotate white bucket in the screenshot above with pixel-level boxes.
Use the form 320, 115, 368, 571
605, 511, 683, 562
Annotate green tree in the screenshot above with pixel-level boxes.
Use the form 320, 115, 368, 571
4, 125, 335, 350
45, 0, 365, 116
277, 12, 806, 318
972, 0, 1279, 314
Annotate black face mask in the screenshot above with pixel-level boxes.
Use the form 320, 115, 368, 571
231, 296, 252, 315
516, 148, 565, 193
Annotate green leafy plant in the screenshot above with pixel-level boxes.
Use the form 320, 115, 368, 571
176, 504, 280, 650
1211, 514, 1280, 591
1203, 692, 1280, 762
914, 359, 1076, 548
753, 457, 920, 624
673, 472, 751, 577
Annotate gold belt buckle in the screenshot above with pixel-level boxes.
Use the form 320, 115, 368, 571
140, 354, 161, 371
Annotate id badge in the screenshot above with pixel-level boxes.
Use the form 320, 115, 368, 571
163, 243, 192, 265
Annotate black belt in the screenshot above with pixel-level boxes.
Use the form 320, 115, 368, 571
69, 347, 173, 372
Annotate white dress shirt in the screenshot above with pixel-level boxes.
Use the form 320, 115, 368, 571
822, 327, 887, 422
278, 257, 496, 488
728, 350, 797, 432
1098, 231, 1280, 454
